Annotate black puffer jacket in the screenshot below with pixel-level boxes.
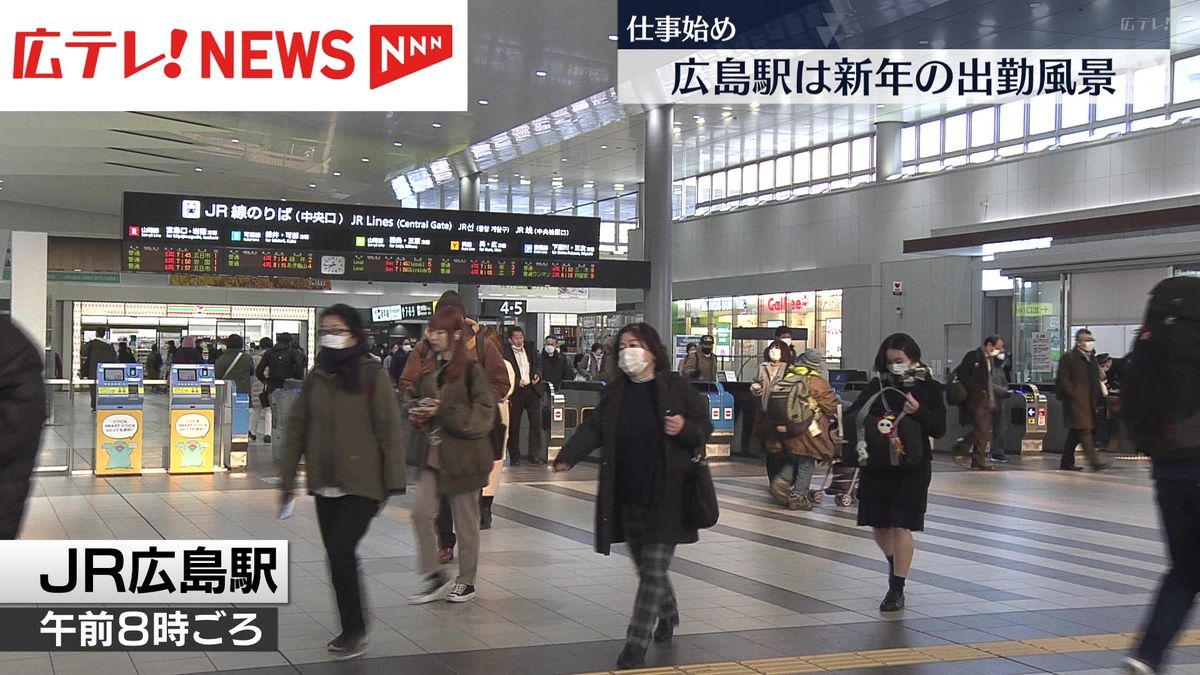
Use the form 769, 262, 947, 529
0, 317, 46, 538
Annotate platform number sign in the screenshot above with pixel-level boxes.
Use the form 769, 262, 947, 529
483, 299, 527, 318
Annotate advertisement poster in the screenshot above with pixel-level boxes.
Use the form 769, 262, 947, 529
169, 409, 215, 474
94, 409, 143, 476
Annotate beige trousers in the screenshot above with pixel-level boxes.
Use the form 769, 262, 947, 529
412, 469, 480, 585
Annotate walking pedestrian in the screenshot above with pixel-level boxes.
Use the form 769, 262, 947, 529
279, 304, 407, 660
553, 322, 713, 670
1055, 329, 1112, 472
0, 316, 46, 538
952, 336, 1003, 470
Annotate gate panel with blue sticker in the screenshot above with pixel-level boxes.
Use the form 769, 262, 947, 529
693, 381, 734, 459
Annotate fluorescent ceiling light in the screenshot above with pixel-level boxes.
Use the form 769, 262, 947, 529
980, 237, 1053, 255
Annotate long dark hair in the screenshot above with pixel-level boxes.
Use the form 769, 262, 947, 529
427, 305, 470, 382
607, 322, 670, 381
316, 303, 369, 392
873, 332, 923, 374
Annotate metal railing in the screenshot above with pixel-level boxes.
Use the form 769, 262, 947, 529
42, 378, 236, 477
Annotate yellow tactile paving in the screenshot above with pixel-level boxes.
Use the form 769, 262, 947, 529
1175, 629, 1200, 647
576, 629, 1152, 674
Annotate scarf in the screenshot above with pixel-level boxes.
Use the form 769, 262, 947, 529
316, 341, 369, 393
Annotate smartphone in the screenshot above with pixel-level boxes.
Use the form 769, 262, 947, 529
278, 499, 294, 520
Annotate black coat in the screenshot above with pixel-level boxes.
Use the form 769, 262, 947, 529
1056, 348, 1102, 429
555, 372, 713, 555
0, 318, 46, 538
503, 343, 542, 395
537, 351, 573, 390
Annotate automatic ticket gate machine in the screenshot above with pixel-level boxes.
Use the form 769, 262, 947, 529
94, 363, 145, 476
545, 383, 568, 457
168, 364, 217, 474
1009, 383, 1049, 455
229, 385, 250, 470
694, 381, 735, 459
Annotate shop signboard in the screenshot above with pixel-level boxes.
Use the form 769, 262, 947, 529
1017, 302, 1055, 317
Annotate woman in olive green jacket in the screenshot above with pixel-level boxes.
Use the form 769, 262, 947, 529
407, 304, 496, 605
279, 304, 407, 661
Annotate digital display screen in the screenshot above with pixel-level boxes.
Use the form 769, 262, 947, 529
123, 192, 602, 260
175, 369, 198, 382
123, 243, 651, 288
103, 368, 125, 381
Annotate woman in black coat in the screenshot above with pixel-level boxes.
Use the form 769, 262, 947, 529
844, 333, 946, 613
554, 322, 713, 671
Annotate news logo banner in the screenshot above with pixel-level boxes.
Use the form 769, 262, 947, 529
0, 540, 288, 604
616, 0, 1170, 105
0, 0, 467, 111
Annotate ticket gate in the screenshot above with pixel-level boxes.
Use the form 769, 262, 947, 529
168, 364, 217, 474
694, 381, 735, 459
228, 384, 250, 470
1010, 383, 1049, 455
557, 381, 607, 450
544, 383, 568, 456
94, 363, 145, 476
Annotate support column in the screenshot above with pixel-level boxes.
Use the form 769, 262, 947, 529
875, 121, 902, 179
10, 231, 48, 352
643, 105, 674, 340
457, 172, 482, 317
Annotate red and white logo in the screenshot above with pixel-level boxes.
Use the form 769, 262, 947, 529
370, 25, 452, 90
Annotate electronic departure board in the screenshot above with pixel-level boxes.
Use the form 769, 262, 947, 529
122, 192, 650, 288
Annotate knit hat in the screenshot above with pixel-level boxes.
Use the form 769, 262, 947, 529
798, 349, 824, 368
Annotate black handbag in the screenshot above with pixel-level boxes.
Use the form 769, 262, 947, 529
686, 453, 720, 529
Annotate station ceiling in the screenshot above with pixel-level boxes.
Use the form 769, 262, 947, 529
0, 0, 1195, 224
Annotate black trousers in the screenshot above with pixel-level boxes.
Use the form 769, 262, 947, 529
1135, 478, 1200, 669
437, 496, 455, 549
1061, 428, 1102, 469
315, 495, 378, 635
507, 385, 542, 464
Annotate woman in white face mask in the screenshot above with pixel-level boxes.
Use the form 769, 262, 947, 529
842, 333, 946, 614
279, 303, 408, 660
553, 323, 715, 671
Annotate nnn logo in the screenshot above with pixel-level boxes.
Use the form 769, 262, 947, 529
370, 25, 453, 90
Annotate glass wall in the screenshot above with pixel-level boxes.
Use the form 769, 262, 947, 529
1012, 277, 1063, 384
673, 289, 844, 380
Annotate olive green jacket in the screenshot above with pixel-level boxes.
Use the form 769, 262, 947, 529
280, 358, 407, 502
409, 362, 496, 495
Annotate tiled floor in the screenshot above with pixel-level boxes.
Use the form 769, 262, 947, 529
8, 429, 1189, 675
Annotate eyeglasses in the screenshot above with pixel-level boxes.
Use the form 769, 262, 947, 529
318, 328, 351, 336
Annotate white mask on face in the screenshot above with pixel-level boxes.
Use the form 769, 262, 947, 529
768, 348, 782, 362
996, 352, 1006, 361
780, 337, 793, 346
889, 362, 911, 375
544, 345, 556, 355
619, 347, 651, 379
319, 334, 352, 350
1081, 341, 1095, 353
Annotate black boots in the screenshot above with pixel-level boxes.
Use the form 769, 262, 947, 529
880, 574, 906, 612
653, 616, 678, 642
617, 643, 646, 670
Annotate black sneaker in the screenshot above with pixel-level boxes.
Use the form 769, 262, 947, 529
447, 582, 476, 603
480, 508, 492, 530
653, 617, 678, 642
326, 632, 368, 659
1092, 461, 1113, 472
248, 432, 257, 442
408, 571, 452, 604
991, 455, 1009, 463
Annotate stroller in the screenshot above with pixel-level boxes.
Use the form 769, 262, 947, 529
821, 462, 859, 507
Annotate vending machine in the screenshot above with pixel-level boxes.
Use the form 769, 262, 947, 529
168, 364, 217, 474
94, 363, 144, 476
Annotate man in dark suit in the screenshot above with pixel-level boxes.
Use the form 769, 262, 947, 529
538, 335, 573, 391
503, 326, 542, 465
953, 335, 1004, 471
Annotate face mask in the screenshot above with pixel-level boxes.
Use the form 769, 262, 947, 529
402, 344, 412, 353
1081, 341, 1095, 352
619, 347, 650, 377
889, 362, 911, 375
768, 348, 782, 362
996, 353, 1006, 361
701, 346, 713, 355
780, 337, 792, 346
319, 334, 352, 350
544, 345, 556, 355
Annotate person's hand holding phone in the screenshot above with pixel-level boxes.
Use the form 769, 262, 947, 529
664, 413, 685, 437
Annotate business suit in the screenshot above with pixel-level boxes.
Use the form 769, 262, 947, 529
503, 342, 543, 465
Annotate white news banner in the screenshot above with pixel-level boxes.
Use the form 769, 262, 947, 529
0, 540, 288, 604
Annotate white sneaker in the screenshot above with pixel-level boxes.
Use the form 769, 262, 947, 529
1123, 656, 1155, 674
447, 583, 476, 603
408, 572, 453, 604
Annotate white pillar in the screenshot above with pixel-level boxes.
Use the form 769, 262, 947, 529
10, 231, 48, 351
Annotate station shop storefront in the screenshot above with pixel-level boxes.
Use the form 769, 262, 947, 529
672, 290, 844, 380
69, 301, 316, 377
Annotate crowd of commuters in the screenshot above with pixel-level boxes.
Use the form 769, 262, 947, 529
20, 287, 1191, 673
